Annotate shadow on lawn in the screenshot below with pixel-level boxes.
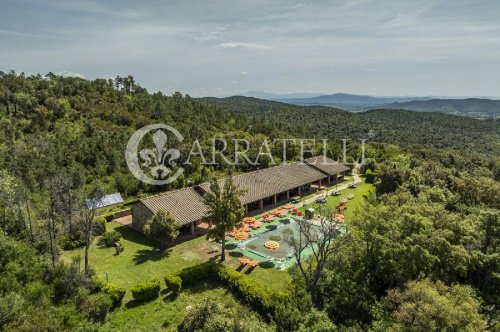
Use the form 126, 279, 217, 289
125, 294, 160, 308
133, 248, 171, 265
114, 225, 158, 248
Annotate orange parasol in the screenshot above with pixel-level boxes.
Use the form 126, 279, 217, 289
243, 217, 257, 224
264, 241, 280, 250
271, 209, 282, 216
234, 232, 250, 240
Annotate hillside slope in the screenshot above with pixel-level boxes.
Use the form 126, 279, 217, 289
380, 98, 500, 119
199, 96, 500, 154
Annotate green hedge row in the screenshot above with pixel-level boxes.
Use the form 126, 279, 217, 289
102, 283, 126, 307
164, 275, 182, 295
131, 278, 161, 301
165, 262, 289, 315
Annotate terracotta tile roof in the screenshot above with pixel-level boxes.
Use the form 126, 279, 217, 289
139, 187, 208, 225
138, 157, 348, 223
304, 155, 350, 175
200, 161, 327, 204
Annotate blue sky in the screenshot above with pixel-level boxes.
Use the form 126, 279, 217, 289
1, 0, 499, 97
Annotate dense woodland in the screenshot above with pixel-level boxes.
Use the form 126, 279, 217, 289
0, 72, 499, 331
200, 96, 499, 154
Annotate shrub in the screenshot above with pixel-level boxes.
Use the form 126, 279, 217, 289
131, 278, 160, 301
114, 241, 124, 255
169, 262, 289, 317
269, 235, 281, 241
58, 233, 85, 250
82, 293, 113, 323
100, 212, 115, 222
164, 275, 182, 295
175, 262, 216, 285
92, 217, 107, 236
213, 264, 277, 313
102, 284, 126, 307
365, 169, 379, 184
89, 275, 105, 293
97, 231, 121, 248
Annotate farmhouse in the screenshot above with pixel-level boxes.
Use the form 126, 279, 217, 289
132, 156, 349, 234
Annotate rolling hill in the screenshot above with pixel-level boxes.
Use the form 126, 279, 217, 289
199, 96, 500, 154
380, 98, 500, 120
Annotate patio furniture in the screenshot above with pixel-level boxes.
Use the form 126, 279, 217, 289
238, 257, 250, 265
332, 213, 345, 223
263, 214, 276, 222
247, 260, 259, 267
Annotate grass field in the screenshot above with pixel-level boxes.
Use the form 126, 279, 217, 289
299, 179, 374, 221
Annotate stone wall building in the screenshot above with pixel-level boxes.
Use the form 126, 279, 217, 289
131, 156, 349, 234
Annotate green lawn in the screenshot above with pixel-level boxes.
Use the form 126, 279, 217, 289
101, 282, 264, 332
61, 220, 290, 330
299, 179, 374, 221
62, 222, 211, 291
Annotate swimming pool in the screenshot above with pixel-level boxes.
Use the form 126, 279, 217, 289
240, 218, 320, 260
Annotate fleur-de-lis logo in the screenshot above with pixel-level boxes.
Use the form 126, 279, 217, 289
125, 124, 184, 185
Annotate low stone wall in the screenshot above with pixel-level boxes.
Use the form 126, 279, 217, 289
113, 209, 131, 219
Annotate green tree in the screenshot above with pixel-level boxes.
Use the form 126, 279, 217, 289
143, 210, 181, 245
382, 279, 485, 332
79, 186, 104, 275
283, 212, 348, 306
203, 172, 244, 262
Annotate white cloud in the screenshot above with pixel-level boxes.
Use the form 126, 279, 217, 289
194, 27, 228, 42
241, 71, 248, 75
216, 42, 271, 49
58, 70, 85, 78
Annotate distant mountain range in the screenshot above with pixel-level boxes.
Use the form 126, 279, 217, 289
237, 92, 500, 120
380, 98, 500, 119
241, 91, 324, 99
275, 93, 432, 110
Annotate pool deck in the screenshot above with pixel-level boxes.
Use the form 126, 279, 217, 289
227, 172, 360, 268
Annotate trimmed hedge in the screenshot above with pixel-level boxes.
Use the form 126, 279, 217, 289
131, 278, 160, 301
167, 262, 290, 316
175, 261, 216, 285
102, 283, 126, 307
164, 275, 182, 294
213, 264, 277, 313
99, 212, 116, 222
